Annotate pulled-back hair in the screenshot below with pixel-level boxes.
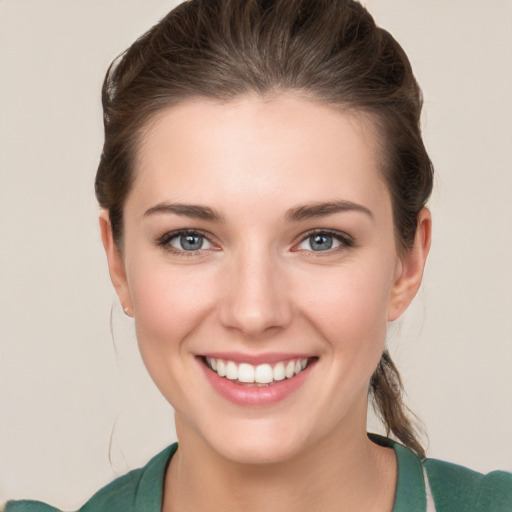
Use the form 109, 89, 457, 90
96, 0, 433, 458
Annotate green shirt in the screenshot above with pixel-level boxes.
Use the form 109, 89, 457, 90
5, 436, 512, 512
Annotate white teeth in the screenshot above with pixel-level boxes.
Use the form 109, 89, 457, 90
226, 361, 238, 380
238, 363, 255, 383
217, 359, 226, 377
273, 362, 285, 381
205, 357, 311, 384
285, 360, 295, 378
254, 364, 273, 384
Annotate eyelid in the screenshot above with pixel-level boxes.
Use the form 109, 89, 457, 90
292, 228, 354, 252
155, 227, 353, 254
156, 228, 219, 254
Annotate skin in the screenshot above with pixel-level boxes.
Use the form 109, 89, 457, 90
101, 94, 431, 512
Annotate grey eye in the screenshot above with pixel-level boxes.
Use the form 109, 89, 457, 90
297, 232, 346, 252
170, 233, 211, 251
308, 233, 333, 251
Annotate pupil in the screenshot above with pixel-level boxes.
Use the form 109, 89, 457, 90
311, 234, 332, 251
181, 234, 202, 250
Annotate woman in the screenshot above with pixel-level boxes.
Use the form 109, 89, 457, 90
4, 0, 511, 511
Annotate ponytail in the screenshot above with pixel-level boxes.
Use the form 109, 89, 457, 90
369, 350, 426, 458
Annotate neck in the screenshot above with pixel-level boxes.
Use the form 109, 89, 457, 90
163, 418, 397, 512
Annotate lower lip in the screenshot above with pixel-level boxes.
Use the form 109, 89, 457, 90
199, 358, 316, 406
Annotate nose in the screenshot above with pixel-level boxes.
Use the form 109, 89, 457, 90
218, 246, 293, 338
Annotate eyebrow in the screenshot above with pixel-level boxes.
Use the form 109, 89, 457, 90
284, 200, 374, 222
144, 203, 225, 222
143, 200, 373, 223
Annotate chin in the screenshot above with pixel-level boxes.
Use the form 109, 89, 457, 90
192, 414, 314, 466
215, 434, 306, 466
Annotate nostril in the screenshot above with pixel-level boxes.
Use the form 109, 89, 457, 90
218, 264, 293, 335
219, 298, 293, 336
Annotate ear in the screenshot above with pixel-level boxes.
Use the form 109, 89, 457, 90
99, 210, 133, 317
388, 208, 432, 322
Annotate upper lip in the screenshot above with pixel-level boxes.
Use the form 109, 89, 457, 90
198, 352, 316, 365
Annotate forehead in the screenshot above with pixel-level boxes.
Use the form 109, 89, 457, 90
130, 94, 389, 215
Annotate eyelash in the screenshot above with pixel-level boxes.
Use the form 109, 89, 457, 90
156, 229, 216, 256
294, 229, 354, 254
155, 228, 354, 256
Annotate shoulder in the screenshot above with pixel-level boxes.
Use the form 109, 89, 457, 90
3, 444, 177, 512
2, 503, 61, 512
78, 465, 146, 512
2, 469, 143, 512
424, 458, 512, 512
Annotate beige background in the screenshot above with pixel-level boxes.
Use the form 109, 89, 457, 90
1, 0, 511, 508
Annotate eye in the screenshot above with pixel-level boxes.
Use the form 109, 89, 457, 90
295, 230, 352, 252
158, 230, 213, 253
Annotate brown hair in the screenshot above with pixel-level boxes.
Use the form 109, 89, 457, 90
96, 0, 433, 458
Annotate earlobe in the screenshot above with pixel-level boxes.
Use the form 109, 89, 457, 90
388, 208, 432, 322
99, 210, 133, 317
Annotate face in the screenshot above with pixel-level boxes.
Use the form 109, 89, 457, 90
102, 94, 429, 465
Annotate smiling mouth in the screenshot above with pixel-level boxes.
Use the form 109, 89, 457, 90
202, 356, 316, 387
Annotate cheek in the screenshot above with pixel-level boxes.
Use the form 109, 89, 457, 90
126, 258, 218, 363
296, 256, 395, 364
